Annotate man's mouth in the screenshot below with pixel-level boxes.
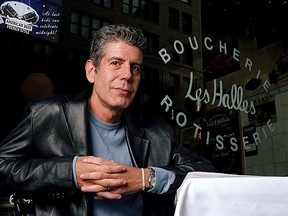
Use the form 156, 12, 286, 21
114, 87, 132, 95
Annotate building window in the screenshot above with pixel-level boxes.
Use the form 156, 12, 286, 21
181, 0, 191, 4
45, 44, 56, 56
123, 0, 140, 15
169, 39, 180, 63
141, 1, 159, 23
70, 12, 111, 38
91, 0, 114, 8
81, 15, 90, 38
169, 73, 180, 87
168, 40, 192, 65
141, 66, 159, 95
68, 50, 88, 64
182, 12, 192, 34
183, 44, 193, 66
91, 19, 110, 36
144, 31, 159, 55
123, 0, 159, 23
70, 12, 79, 35
169, 8, 179, 30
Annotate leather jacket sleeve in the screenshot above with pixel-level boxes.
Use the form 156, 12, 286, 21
0, 99, 77, 196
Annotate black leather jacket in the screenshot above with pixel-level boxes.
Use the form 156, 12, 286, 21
0, 91, 217, 216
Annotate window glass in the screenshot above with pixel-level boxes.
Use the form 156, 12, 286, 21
70, 12, 79, 34
182, 12, 192, 34
169, 7, 179, 29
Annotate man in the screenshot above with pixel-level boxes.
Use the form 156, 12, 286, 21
0, 24, 217, 216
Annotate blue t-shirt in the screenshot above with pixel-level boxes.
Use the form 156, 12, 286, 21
88, 109, 142, 216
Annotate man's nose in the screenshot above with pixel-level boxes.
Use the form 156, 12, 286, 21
121, 64, 132, 81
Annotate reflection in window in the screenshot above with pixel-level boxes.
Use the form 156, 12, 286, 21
203, 39, 240, 82
254, 1, 288, 48
123, 0, 159, 23
169, 7, 179, 29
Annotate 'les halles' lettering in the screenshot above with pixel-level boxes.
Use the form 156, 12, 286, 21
185, 72, 256, 115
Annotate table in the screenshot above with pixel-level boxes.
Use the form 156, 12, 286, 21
174, 172, 288, 216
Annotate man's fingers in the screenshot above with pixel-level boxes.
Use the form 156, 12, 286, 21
79, 164, 126, 175
81, 184, 107, 193
94, 191, 122, 200
82, 156, 117, 165
78, 156, 126, 173
80, 179, 127, 192
80, 170, 126, 180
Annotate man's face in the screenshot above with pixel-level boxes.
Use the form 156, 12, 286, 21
87, 40, 143, 112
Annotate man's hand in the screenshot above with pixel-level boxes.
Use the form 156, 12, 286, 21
76, 156, 150, 199
76, 156, 127, 199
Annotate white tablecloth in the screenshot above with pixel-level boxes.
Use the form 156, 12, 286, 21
174, 172, 288, 216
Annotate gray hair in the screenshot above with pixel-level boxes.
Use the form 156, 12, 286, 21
89, 24, 147, 67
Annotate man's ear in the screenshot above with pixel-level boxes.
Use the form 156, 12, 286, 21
85, 60, 96, 83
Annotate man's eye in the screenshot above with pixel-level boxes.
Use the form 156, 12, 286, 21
132, 65, 141, 73
111, 61, 119, 66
